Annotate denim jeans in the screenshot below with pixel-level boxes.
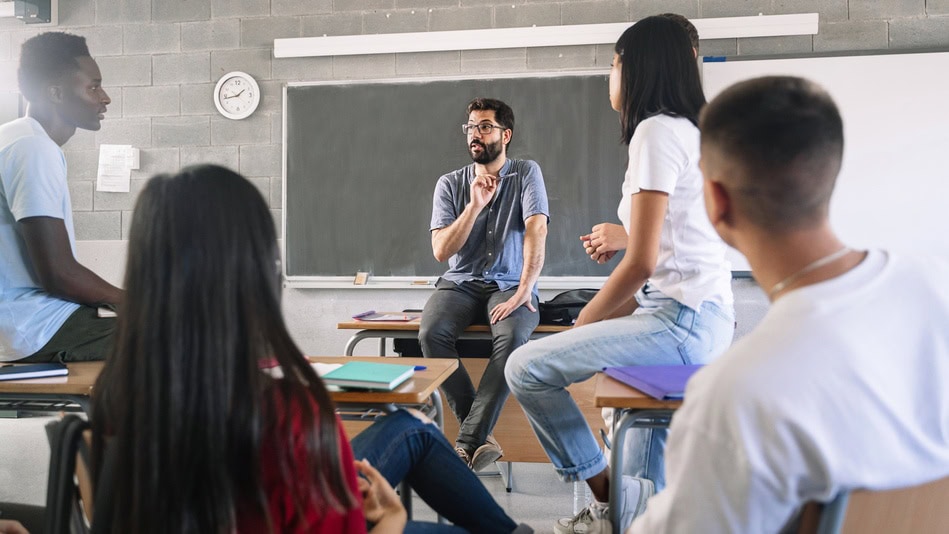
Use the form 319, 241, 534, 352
350, 409, 519, 534
505, 286, 734, 490
419, 278, 539, 452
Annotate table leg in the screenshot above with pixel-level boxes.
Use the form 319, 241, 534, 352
610, 409, 635, 534
608, 409, 674, 534
344, 332, 366, 356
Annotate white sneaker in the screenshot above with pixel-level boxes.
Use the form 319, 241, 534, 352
554, 476, 654, 534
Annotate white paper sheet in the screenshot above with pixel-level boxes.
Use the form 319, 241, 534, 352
96, 144, 135, 192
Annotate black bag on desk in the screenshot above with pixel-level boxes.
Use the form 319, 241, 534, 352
539, 289, 599, 325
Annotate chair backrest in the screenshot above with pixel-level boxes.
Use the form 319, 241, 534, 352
45, 415, 93, 534
798, 475, 949, 534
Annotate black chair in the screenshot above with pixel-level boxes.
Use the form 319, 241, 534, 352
44, 415, 92, 534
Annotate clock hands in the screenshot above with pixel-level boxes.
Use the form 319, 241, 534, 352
223, 88, 247, 100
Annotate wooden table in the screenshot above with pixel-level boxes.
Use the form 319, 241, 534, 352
338, 312, 570, 355
0, 357, 456, 521
314, 356, 456, 520
312, 356, 455, 431
0, 361, 101, 414
0, 358, 456, 420
594, 373, 683, 534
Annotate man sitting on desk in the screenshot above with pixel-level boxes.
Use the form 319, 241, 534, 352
0, 32, 122, 363
420, 97, 549, 471
630, 76, 949, 532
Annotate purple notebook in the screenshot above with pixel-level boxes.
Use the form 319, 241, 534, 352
603, 365, 703, 400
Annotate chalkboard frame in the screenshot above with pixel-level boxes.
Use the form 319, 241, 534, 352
281, 70, 630, 288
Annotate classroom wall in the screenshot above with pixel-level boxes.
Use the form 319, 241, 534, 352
2, 1, 948, 355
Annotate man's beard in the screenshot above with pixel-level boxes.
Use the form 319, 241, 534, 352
469, 139, 502, 164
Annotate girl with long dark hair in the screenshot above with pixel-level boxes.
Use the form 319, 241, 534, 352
91, 165, 528, 534
506, 15, 736, 534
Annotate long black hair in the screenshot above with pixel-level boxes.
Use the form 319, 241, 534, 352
91, 164, 356, 533
614, 15, 706, 144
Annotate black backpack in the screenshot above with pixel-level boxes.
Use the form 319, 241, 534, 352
539, 289, 598, 325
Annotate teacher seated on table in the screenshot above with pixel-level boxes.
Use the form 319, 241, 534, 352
420, 97, 549, 473
89, 164, 532, 534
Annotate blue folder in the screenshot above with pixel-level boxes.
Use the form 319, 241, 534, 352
603, 365, 703, 400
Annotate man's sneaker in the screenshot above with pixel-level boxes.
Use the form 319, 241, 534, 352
554, 476, 654, 534
470, 434, 503, 472
454, 446, 472, 468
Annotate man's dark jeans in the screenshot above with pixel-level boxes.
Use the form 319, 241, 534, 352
419, 279, 538, 452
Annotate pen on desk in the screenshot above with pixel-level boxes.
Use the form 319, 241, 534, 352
414, 365, 427, 371
352, 310, 375, 319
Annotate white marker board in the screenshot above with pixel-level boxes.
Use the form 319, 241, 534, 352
703, 51, 949, 269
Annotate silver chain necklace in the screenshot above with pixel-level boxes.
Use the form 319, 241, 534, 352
768, 246, 852, 298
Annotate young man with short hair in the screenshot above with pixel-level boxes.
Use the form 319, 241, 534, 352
0, 32, 121, 363
630, 76, 949, 533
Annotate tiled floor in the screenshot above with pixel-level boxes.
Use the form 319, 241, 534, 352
0, 414, 580, 533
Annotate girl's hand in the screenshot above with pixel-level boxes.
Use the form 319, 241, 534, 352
355, 459, 406, 528
580, 223, 627, 263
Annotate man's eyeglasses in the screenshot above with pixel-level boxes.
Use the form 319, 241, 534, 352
462, 123, 507, 135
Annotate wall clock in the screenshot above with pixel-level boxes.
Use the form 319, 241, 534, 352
213, 71, 260, 120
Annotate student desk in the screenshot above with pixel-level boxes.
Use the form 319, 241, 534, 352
0, 358, 455, 522
338, 313, 570, 356
316, 356, 456, 520
317, 356, 454, 432
0, 361, 100, 415
0, 358, 455, 423
594, 373, 683, 534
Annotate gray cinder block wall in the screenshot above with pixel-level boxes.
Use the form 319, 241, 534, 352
0, 1, 947, 354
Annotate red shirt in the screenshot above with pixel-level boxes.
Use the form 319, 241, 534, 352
237, 391, 366, 533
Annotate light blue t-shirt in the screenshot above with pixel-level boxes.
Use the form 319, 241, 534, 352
0, 117, 80, 361
430, 158, 549, 293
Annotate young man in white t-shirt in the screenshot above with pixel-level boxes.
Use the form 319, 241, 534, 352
630, 76, 949, 533
0, 32, 122, 363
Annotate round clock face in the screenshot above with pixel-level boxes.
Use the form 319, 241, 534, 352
214, 72, 260, 120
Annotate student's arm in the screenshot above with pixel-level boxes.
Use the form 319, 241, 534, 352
489, 213, 547, 324
575, 190, 666, 326
431, 175, 497, 262
18, 216, 123, 306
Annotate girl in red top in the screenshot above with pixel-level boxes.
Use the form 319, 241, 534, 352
91, 165, 529, 533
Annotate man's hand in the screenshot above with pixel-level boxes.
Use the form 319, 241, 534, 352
580, 223, 627, 264
469, 174, 498, 211
490, 291, 535, 324
0, 519, 28, 534
355, 459, 406, 527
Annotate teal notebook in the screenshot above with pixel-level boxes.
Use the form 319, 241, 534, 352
321, 361, 415, 391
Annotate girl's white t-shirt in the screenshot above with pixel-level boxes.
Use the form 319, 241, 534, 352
617, 114, 732, 310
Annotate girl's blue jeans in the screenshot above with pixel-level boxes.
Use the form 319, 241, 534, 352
351, 409, 518, 533
505, 287, 734, 490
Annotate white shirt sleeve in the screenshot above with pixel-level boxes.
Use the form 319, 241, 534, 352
622, 118, 687, 196
3, 135, 69, 222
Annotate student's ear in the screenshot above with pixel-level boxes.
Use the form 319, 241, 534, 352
704, 178, 732, 228
503, 128, 512, 147
46, 84, 64, 104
